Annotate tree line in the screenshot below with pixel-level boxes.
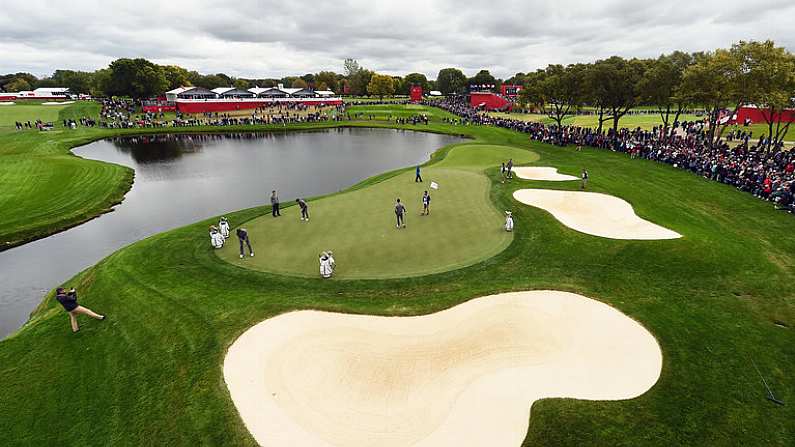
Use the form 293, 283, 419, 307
1, 40, 792, 147
516, 40, 795, 150
0, 57, 498, 101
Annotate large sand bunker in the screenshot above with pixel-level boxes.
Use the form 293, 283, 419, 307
513, 189, 681, 240
224, 291, 662, 447
514, 166, 578, 181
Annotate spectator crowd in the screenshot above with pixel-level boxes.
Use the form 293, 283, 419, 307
429, 96, 795, 214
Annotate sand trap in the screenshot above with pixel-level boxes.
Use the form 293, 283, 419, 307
513, 166, 578, 181
513, 189, 681, 240
41, 101, 74, 105
0, 102, 14, 106
224, 291, 662, 447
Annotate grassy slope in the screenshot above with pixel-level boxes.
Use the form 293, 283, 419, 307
0, 101, 71, 130
0, 105, 792, 446
218, 144, 537, 278
489, 111, 795, 141
0, 102, 134, 248
0, 103, 458, 249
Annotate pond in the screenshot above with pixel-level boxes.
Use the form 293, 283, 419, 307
0, 128, 464, 338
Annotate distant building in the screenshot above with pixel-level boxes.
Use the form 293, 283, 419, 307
170, 84, 343, 113
14, 87, 73, 99
212, 87, 255, 98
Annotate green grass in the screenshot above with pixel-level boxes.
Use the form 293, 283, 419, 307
491, 111, 795, 141
218, 144, 537, 278
0, 105, 793, 446
488, 111, 704, 130
0, 101, 72, 132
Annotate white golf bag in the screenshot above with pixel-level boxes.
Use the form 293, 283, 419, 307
505, 213, 514, 232
210, 230, 225, 249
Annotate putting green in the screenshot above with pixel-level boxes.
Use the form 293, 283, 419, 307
217, 144, 538, 278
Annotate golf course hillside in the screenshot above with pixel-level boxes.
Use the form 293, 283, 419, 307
219, 144, 537, 278
0, 102, 792, 446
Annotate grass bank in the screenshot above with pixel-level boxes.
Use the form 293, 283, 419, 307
0, 104, 792, 446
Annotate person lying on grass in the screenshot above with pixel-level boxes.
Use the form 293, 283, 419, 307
55, 287, 105, 333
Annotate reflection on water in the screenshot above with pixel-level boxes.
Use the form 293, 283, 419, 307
0, 128, 464, 338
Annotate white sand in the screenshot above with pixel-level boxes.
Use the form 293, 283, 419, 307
513, 167, 578, 181
513, 189, 681, 240
41, 101, 74, 105
0, 102, 14, 106
224, 291, 662, 447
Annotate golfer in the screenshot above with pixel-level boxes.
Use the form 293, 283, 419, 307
422, 190, 431, 215
219, 217, 230, 238
271, 190, 281, 217
236, 227, 254, 258
395, 198, 406, 228
506, 158, 514, 179
415, 165, 423, 182
55, 287, 105, 333
581, 169, 589, 190
296, 198, 310, 221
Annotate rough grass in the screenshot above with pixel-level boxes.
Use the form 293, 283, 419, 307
218, 144, 537, 278
0, 105, 793, 446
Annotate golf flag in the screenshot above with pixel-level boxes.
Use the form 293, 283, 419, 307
430, 181, 439, 190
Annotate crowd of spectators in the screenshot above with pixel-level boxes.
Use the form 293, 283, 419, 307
429, 96, 795, 214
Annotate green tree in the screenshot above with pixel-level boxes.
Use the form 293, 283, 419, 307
315, 71, 338, 92
343, 58, 361, 78
349, 69, 373, 96
436, 68, 467, 95
5, 77, 32, 92
0, 72, 37, 90
234, 78, 250, 90
521, 64, 585, 128
161, 65, 192, 90
291, 78, 308, 89
91, 69, 111, 96
392, 76, 406, 95
743, 40, 795, 149
680, 42, 759, 148
300, 73, 315, 86
403, 73, 429, 92
469, 69, 497, 87
105, 58, 169, 99
367, 73, 396, 99
584, 56, 648, 132
639, 52, 695, 135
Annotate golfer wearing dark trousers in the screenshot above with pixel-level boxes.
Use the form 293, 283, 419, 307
296, 198, 310, 221
422, 190, 431, 215
236, 227, 254, 258
415, 165, 423, 182
271, 190, 281, 217
395, 198, 406, 228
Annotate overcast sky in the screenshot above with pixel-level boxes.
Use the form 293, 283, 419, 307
1, 0, 793, 79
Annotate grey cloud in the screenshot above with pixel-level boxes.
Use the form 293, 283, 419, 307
0, 0, 793, 79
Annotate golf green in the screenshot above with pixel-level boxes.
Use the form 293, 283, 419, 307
217, 144, 538, 278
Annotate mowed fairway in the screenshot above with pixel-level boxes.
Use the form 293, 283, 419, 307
218, 144, 538, 278
0, 101, 71, 132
